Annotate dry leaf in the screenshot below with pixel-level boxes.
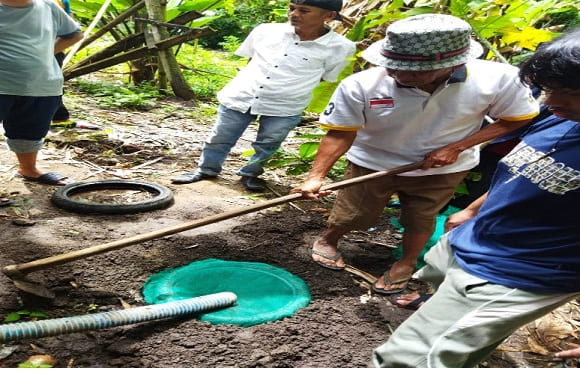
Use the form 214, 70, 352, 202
119, 297, 132, 309
27, 354, 58, 366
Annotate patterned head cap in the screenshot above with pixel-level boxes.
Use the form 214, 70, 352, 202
362, 14, 484, 71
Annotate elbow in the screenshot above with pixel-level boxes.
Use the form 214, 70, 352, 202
74, 32, 84, 43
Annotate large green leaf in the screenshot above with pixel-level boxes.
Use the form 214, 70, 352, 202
306, 58, 355, 113
297, 142, 319, 160
502, 26, 555, 49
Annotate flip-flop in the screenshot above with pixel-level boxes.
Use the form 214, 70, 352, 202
17, 172, 72, 186
390, 292, 432, 310
372, 269, 411, 295
0, 198, 12, 207
311, 248, 345, 271
171, 172, 215, 184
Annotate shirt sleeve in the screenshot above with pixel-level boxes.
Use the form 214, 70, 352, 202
488, 71, 540, 121
235, 24, 263, 58
321, 40, 356, 82
51, 0, 81, 37
319, 77, 364, 130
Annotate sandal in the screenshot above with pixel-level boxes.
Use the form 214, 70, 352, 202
390, 292, 432, 310
311, 248, 345, 271
17, 172, 72, 186
372, 269, 411, 295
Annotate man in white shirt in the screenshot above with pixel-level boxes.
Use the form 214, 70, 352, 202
172, 0, 356, 191
291, 14, 539, 294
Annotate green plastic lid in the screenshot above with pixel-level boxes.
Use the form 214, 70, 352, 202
142, 259, 311, 327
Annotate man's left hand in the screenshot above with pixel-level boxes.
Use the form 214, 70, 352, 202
422, 145, 462, 169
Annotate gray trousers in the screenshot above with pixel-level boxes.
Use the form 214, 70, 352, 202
372, 234, 579, 368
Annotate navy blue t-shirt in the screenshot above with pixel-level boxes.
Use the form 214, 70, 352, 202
450, 115, 580, 293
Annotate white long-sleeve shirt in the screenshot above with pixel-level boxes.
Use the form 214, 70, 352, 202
217, 23, 356, 116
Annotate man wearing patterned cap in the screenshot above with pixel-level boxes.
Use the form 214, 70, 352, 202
292, 14, 539, 294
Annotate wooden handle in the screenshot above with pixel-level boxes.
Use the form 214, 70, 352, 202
2, 161, 422, 276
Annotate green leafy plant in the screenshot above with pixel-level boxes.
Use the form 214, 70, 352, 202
197, 0, 288, 50
3, 309, 48, 323
177, 43, 247, 100
18, 361, 54, 368
453, 171, 483, 198
218, 35, 242, 53
72, 80, 164, 110
256, 129, 347, 179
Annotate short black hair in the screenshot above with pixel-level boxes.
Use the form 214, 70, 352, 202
519, 28, 580, 90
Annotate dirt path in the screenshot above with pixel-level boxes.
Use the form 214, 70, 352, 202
0, 94, 577, 368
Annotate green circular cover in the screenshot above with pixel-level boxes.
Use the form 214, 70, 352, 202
142, 259, 311, 327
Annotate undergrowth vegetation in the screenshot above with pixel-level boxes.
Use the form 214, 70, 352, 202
64, 0, 579, 181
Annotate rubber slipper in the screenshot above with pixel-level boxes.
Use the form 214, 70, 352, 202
17, 172, 72, 186
311, 248, 345, 271
0, 198, 12, 207
372, 269, 411, 295
390, 292, 432, 310
171, 172, 215, 184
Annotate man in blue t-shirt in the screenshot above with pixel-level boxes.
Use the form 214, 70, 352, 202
372, 28, 580, 368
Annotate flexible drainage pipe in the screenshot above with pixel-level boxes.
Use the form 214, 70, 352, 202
0, 292, 237, 343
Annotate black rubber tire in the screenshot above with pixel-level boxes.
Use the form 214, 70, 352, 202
51, 179, 174, 214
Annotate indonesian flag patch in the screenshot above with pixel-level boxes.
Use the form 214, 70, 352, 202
369, 97, 395, 109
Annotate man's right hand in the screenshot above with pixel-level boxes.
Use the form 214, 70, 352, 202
290, 178, 331, 201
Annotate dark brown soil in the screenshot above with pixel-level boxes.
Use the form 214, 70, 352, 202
0, 93, 576, 368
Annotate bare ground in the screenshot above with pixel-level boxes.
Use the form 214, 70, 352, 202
0, 91, 577, 368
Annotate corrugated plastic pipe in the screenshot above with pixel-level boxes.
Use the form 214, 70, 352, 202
0, 292, 237, 343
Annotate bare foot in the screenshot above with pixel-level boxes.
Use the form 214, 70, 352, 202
311, 238, 345, 270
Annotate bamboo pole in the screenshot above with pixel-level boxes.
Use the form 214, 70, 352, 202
63, 0, 114, 67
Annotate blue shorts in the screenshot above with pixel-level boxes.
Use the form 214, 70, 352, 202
0, 95, 62, 140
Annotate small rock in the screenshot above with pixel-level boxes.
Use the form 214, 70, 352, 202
12, 218, 35, 226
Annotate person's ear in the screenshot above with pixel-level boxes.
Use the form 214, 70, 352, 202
323, 10, 336, 22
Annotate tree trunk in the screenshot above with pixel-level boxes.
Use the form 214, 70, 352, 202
131, 18, 156, 84
144, 0, 195, 100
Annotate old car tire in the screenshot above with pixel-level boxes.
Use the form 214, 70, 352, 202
51, 179, 174, 214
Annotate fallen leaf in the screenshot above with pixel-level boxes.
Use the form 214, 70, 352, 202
119, 298, 132, 309
27, 354, 58, 367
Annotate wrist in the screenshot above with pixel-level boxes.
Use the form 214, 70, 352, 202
306, 173, 326, 182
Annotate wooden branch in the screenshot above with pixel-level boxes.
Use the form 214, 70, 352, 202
64, 34, 146, 74
168, 9, 203, 24
78, 0, 146, 51
64, 27, 214, 80
63, 0, 113, 67
63, 9, 207, 73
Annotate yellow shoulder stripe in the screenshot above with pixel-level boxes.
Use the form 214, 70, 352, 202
319, 124, 361, 131
499, 111, 541, 121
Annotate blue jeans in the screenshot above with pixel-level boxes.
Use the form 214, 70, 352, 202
197, 105, 301, 177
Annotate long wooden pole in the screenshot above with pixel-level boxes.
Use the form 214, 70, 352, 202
2, 162, 422, 277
